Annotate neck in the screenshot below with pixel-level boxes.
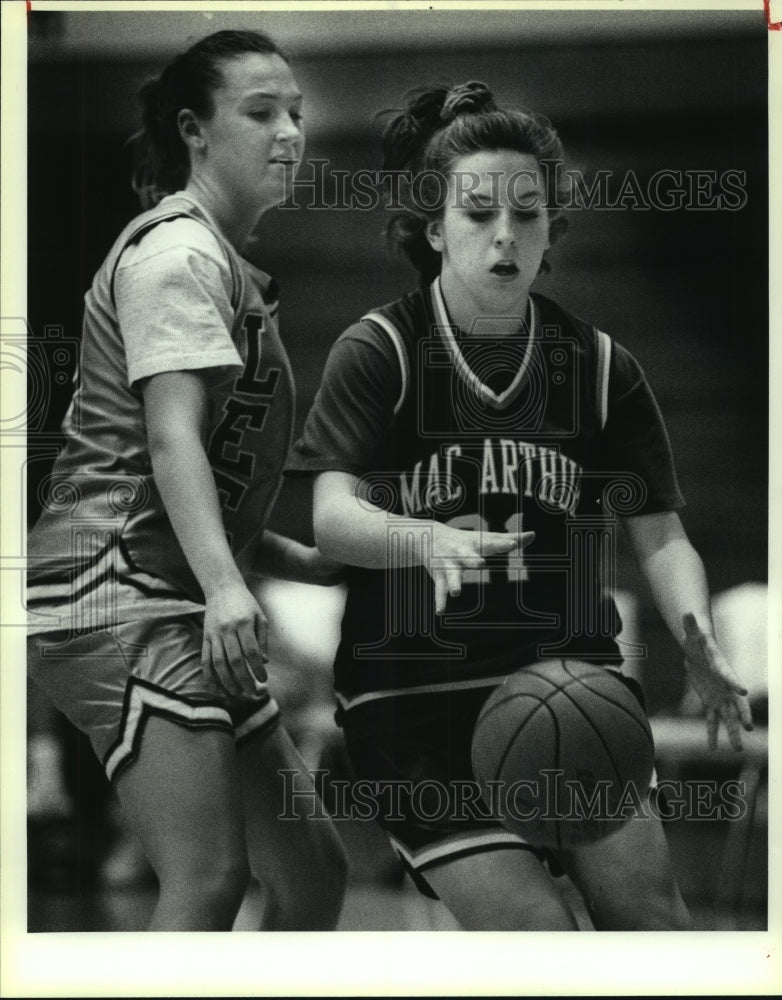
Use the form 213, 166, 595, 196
184, 176, 264, 252
437, 274, 531, 338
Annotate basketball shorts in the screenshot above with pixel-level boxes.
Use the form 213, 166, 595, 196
27, 615, 280, 785
336, 673, 648, 900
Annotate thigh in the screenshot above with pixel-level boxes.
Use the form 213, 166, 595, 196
114, 714, 246, 875
424, 845, 578, 931
340, 689, 558, 908
238, 724, 344, 867
558, 806, 691, 930
236, 724, 347, 928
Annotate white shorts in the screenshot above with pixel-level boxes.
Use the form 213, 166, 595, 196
28, 615, 280, 783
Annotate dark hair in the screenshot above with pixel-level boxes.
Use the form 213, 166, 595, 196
131, 29, 288, 208
380, 81, 568, 283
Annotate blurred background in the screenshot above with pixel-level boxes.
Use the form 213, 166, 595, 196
25, 6, 768, 932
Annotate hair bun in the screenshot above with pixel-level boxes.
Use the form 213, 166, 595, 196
440, 81, 495, 122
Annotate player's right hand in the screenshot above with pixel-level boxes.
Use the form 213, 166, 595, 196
427, 524, 536, 614
201, 581, 269, 696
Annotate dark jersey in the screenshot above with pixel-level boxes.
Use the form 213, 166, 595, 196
289, 278, 684, 701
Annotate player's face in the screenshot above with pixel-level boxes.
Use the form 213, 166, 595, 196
426, 149, 550, 329
193, 52, 304, 213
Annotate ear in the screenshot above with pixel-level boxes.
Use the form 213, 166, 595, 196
177, 109, 204, 149
425, 219, 444, 253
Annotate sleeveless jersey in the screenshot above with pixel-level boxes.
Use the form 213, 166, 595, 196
27, 192, 295, 634
289, 278, 684, 701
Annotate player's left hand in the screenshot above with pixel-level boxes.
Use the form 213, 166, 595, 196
681, 612, 754, 751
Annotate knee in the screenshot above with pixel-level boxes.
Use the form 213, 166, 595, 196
201, 855, 253, 912
507, 897, 578, 932
591, 884, 692, 931
266, 828, 349, 931
294, 828, 349, 927
162, 852, 252, 922
638, 889, 693, 931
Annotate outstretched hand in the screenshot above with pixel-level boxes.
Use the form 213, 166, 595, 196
681, 612, 754, 751
427, 524, 536, 615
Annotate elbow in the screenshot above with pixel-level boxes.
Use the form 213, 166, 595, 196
146, 433, 177, 470
146, 423, 202, 465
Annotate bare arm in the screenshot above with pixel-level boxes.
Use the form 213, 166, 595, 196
313, 470, 534, 614
622, 511, 713, 640
142, 369, 267, 695
240, 529, 344, 586
623, 510, 753, 749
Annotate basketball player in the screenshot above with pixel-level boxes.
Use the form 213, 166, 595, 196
26, 30, 347, 931
288, 82, 753, 930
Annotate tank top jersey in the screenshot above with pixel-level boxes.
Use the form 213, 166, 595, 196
289, 277, 685, 702
27, 192, 295, 634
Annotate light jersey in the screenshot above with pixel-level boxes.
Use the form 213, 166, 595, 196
289, 277, 685, 703
27, 192, 295, 634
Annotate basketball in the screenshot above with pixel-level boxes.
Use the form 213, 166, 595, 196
471, 659, 655, 850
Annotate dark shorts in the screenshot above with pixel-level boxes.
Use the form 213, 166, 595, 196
336, 671, 647, 899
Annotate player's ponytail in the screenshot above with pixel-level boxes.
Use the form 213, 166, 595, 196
380, 80, 568, 284
129, 29, 287, 209
380, 81, 495, 173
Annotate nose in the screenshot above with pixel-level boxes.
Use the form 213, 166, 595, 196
492, 211, 516, 249
276, 113, 303, 143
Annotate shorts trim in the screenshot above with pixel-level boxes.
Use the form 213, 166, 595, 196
235, 698, 281, 743
387, 830, 538, 900
336, 665, 626, 713
104, 675, 233, 783
388, 829, 531, 873
335, 674, 511, 712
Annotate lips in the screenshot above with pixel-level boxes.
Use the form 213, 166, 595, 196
490, 261, 519, 276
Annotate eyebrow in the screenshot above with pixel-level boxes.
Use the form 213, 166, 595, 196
243, 90, 303, 102
461, 191, 544, 208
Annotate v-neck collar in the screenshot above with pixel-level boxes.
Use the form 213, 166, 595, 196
429, 276, 538, 410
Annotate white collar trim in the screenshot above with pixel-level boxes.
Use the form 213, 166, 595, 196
429, 276, 538, 409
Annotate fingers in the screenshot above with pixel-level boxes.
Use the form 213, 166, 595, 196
706, 706, 719, 752
703, 695, 754, 752
479, 531, 536, 556
734, 692, 754, 733
431, 554, 484, 613
719, 700, 745, 753
236, 627, 268, 691
203, 634, 239, 696
433, 573, 449, 615
428, 528, 537, 613
202, 620, 269, 695
724, 712, 745, 753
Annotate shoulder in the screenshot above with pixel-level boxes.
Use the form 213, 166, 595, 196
335, 289, 424, 360
532, 292, 642, 373
531, 292, 600, 345
117, 216, 229, 275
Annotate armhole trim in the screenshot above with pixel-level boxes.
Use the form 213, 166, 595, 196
361, 311, 409, 415
596, 329, 612, 430
110, 207, 243, 314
